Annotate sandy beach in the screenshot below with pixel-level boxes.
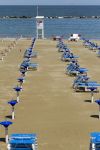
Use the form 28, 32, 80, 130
0, 38, 100, 150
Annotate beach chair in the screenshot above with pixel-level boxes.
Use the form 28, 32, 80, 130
66, 60, 88, 76
82, 38, 99, 51
88, 42, 98, 51
24, 48, 38, 58
61, 52, 79, 62
97, 49, 100, 57
20, 61, 29, 70
74, 82, 100, 92
68, 34, 80, 41
58, 44, 68, 52
20, 61, 38, 71
30, 38, 36, 48
7, 133, 37, 150
90, 132, 100, 150
73, 74, 95, 89
68, 67, 88, 76
66, 61, 80, 76
28, 63, 39, 70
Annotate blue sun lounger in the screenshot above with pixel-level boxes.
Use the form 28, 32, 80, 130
73, 74, 99, 89
82, 38, 99, 51
7, 133, 37, 150
73, 75, 90, 87
69, 68, 88, 76
74, 82, 100, 92
24, 48, 38, 58
20, 61, 38, 70
28, 63, 38, 70
97, 49, 100, 57
61, 52, 79, 61
66, 61, 88, 76
58, 45, 70, 52
90, 132, 100, 150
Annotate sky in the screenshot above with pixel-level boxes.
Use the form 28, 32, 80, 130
0, 0, 100, 5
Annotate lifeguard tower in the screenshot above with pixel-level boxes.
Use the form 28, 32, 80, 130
36, 16, 44, 39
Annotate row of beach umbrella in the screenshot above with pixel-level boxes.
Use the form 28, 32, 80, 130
0, 37, 38, 145
56, 38, 100, 119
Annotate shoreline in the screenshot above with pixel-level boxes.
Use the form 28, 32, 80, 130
1, 37, 100, 41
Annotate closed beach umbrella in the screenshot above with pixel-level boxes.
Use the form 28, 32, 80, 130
8, 100, 18, 120
0, 120, 13, 143
95, 99, 100, 119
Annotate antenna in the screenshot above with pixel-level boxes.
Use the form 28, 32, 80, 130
36, 0, 39, 16
37, 5, 39, 16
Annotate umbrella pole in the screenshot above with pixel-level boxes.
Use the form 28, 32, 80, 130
91, 91, 94, 103
99, 105, 100, 119
22, 73, 25, 77
5, 127, 8, 144
20, 81, 23, 88
17, 92, 19, 103
12, 106, 15, 120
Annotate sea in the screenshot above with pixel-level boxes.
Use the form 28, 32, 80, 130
0, 5, 100, 39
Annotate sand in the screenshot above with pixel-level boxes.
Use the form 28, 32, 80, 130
0, 38, 100, 150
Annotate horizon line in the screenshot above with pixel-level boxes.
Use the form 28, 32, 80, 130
0, 4, 100, 6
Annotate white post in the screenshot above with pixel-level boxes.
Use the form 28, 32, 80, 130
21, 72, 26, 77
5, 127, 9, 144
20, 83, 23, 88
91, 91, 94, 103
19, 81, 23, 88
99, 105, 100, 119
12, 106, 15, 120
17, 92, 19, 103
2, 57, 3, 61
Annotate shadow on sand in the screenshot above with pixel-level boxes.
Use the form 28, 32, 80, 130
5, 115, 12, 119
90, 115, 99, 119
0, 138, 5, 143
84, 99, 91, 103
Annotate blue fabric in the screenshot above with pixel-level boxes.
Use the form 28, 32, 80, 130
9, 134, 37, 144
95, 100, 100, 105
8, 100, 18, 106
0, 121, 13, 127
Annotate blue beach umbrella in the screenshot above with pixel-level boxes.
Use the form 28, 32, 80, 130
0, 120, 13, 143
13, 86, 22, 102
17, 77, 25, 88
95, 99, 100, 119
20, 69, 27, 77
8, 100, 18, 120
87, 87, 97, 103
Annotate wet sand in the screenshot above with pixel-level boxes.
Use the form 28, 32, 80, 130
0, 39, 100, 150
